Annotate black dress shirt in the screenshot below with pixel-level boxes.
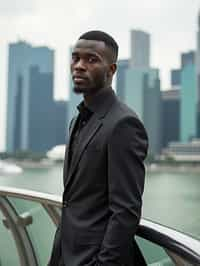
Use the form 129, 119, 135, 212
68, 88, 114, 169
68, 102, 93, 168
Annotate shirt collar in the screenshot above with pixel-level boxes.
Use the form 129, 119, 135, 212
77, 101, 93, 121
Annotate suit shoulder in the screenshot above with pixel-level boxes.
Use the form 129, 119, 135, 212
107, 99, 147, 139
107, 103, 149, 159
109, 98, 142, 125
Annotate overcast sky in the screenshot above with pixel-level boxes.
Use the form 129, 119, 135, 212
0, 0, 200, 150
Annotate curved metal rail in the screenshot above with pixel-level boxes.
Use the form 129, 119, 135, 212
0, 185, 200, 265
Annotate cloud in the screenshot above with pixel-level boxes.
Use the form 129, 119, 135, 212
0, 0, 36, 17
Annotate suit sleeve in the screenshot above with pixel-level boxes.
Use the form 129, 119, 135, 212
48, 224, 61, 266
48, 117, 77, 265
97, 116, 148, 266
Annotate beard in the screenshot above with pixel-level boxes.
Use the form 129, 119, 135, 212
73, 85, 104, 97
73, 81, 101, 95
73, 75, 107, 95
73, 86, 85, 94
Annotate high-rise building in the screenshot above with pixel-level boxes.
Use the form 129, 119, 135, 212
181, 51, 195, 68
196, 11, 200, 74
143, 72, 162, 155
7, 41, 54, 152
53, 100, 68, 147
7, 41, 67, 153
116, 30, 150, 102
116, 59, 129, 101
130, 30, 150, 68
28, 66, 54, 152
14, 74, 23, 151
124, 67, 162, 155
171, 69, 181, 88
181, 63, 197, 142
161, 89, 180, 148
196, 12, 200, 137
117, 30, 161, 155
28, 67, 67, 152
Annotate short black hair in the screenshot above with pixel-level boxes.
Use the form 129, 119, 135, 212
78, 30, 118, 63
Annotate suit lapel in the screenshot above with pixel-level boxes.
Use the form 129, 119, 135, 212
65, 113, 102, 189
69, 116, 78, 141
63, 116, 78, 186
64, 89, 117, 191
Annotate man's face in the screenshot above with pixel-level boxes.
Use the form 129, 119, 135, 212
71, 39, 113, 95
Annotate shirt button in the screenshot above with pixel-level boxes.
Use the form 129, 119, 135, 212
63, 201, 68, 208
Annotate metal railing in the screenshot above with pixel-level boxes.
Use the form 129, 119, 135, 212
0, 185, 200, 266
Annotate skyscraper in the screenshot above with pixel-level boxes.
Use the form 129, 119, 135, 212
196, 11, 200, 74
196, 12, 200, 137
180, 63, 197, 142
116, 59, 129, 101
181, 51, 195, 68
28, 66, 54, 152
52, 100, 68, 147
161, 89, 180, 148
116, 30, 162, 155
124, 67, 162, 155
28, 67, 67, 152
143, 73, 162, 155
7, 41, 67, 153
7, 41, 54, 152
171, 69, 181, 88
130, 30, 150, 68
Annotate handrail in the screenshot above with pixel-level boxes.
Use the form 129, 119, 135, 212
0, 185, 200, 265
138, 220, 200, 265
0, 196, 38, 266
0, 186, 62, 206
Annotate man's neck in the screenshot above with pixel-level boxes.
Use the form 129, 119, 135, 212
83, 86, 111, 106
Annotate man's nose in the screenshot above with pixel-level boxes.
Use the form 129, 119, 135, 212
74, 59, 86, 71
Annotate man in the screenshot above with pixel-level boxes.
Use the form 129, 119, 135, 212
49, 30, 148, 266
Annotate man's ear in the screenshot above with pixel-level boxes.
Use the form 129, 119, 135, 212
109, 63, 117, 76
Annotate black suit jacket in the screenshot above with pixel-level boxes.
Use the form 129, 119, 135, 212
49, 90, 148, 266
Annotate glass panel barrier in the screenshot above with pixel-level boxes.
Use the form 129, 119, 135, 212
0, 189, 198, 266
136, 236, 175, 266
8, 197, 56, 266
0, 210, 20, 266
166, 250, 195, 266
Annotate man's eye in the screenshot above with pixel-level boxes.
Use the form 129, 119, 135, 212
88, 57, 97, 63
72, 56, 79, 62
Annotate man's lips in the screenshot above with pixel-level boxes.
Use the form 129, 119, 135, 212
73, 75, 88, 82
74, 78, 86, 83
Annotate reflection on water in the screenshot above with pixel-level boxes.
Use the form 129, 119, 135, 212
0, 164, 200, 240
143, 171, 200, 240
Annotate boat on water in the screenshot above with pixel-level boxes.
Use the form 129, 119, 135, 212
0, 160, 23, 175
47, 145, 65, 161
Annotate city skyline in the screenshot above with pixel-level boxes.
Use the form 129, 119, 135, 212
1, 0, 200, 150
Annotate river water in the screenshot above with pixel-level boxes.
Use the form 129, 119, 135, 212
0, 163, 199, 241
